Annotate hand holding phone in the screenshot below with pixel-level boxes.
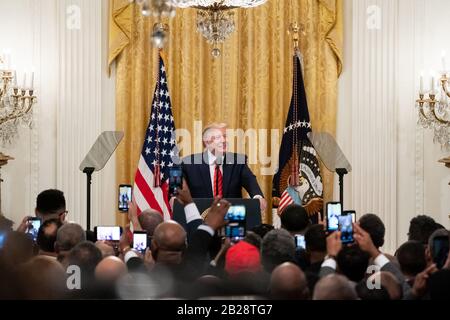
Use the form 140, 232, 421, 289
223, 205, 246, 243
118, 185, 132, 212
26, 217, 42, 242
169, 166, 183, 196
432, 236, 449, 269
133, 231, 148, 254
339, 215, 354, 244
326, 202, 342, 233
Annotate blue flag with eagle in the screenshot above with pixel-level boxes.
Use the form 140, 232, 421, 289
272, 51, 323, 215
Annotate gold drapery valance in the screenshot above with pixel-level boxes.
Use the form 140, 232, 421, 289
109, 0, 343, 225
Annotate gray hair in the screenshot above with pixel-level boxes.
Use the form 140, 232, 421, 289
56, 222, 86, 251
261, 229, 296, 273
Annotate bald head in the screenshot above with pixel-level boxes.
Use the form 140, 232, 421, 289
153, 221, 186, 250
95, 256, 127, 283
313, 274, 357, 300
138, 210, 164, 236
18, 256, 67, 299
152, 221, 186, 264
270, 262, 309, 300
368, 272, 402, 300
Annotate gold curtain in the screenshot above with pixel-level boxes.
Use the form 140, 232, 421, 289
109, 0, 343, 226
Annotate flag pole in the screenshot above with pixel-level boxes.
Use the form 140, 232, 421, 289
154, 49, 162, 188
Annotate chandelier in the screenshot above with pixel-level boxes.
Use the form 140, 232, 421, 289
173, 0, 267, 57
0, 53, 37, 146
416, 54, 450, 151
130, 0, 177, 17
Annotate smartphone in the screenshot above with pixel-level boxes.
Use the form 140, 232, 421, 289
168, 166, 183, 196
95, 226, 122, 241
339, 215, 354, 244
432, 236, 449, 269
326, 202, 342, 233
118, 184, 132, 212
295, 234, 306, 249
225, 223, 246, 243
225, 205, 246, 222
26, 217, 42, 242
133, 231, 148, 254
343, 210, 356, 224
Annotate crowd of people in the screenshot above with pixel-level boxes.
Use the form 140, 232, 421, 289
0, 187, 449, 300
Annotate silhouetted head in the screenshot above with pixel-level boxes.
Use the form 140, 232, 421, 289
359, 214, 385, 248
313, 274, 357, 300
35, 189, 67, 223
151, 221, 186, 264
270, 262, 309, 300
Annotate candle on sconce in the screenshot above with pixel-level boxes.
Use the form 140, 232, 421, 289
30, 72, 34, 90
420, 74, 424, 94
4, 49, 11, 70
13, 71, 17, 87
431, 76, 435, 93
442, 50, 447, 72
22, 72, 27, 89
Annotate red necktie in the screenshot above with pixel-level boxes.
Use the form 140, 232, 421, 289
214, 164, 223, 198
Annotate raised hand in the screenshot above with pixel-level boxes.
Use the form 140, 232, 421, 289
204, 198, 231, 231
326, 231, 342, 257
412, 264, 438, 298
353, 223, 379, 258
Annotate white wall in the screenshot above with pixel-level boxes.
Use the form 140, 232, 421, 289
337, 0, 450, 254
0, 0, 116, 229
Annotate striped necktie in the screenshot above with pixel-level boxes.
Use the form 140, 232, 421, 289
213, 162, 223, 198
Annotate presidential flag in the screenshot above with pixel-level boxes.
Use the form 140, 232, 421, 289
272, 51, 323, 215
133, 55, 176, 220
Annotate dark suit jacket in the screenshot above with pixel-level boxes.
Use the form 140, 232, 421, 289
182, 152, 264, 199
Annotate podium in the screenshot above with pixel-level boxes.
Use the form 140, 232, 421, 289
172, 198, 262, 231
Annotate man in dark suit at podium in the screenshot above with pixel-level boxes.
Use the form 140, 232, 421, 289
182, 122, 267, 212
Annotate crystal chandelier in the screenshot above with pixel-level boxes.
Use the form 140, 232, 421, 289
129, 0, 175, 49
0, 53, 37, 146
416, 54, 450, 151
129, 0, 177, 17
173, 0, 267, 57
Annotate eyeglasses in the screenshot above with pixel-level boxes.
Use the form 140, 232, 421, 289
56, 210, 68, 217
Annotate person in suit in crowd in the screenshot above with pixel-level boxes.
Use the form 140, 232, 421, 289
182, 123, 266, 213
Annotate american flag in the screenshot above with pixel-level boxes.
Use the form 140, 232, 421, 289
273, 51, 323, 215
133, 55, 177, 221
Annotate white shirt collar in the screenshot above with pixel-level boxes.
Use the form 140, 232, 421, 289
207, 149, 224, 165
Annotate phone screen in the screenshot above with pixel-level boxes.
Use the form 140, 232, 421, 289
169, 167, 183, 196
133, 232, 148, 253
225, 223, 246, 242
26, 218, 41, 242
343, 211, 356, 224
118, 185, 132, 212
222, 206, 247, 243
225, 205, 246, 222
295, 234, 306, 249
327, 202, 342, 232
433, 236, 449, 269
339, 215, 354, 244
96, 226, 121, 241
